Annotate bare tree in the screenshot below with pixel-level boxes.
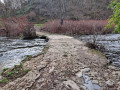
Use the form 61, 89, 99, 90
58, 0, 66, 25
0, 0, 112, 20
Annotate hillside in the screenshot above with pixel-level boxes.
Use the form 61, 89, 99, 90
0, 0, 112, 21
30, 0, 112, 20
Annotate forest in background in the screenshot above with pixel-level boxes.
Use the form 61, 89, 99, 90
0, 0, 115, 37
0, 0, 112, 23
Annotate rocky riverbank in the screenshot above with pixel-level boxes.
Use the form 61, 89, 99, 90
74, 34, 120, 68
0, 31, 120, 90
0, 37, 46, 72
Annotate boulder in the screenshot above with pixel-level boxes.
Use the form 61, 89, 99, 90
106, 80, 115, 87
63, 80, 80, 90
23, 24, 37, 39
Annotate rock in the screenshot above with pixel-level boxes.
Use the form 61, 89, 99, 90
80, 85, 88, 90
104, 73, 108, 77
97, 77, 103, 80
106, 80, 115, 87
81, 68, 90, 73
0, 76, 2, 80
117, 82, 120, 89
49, 66, 55, 73
118, 86, 120, 90
76, 68, 90, 78
23, 24, 37, 39
63, 80, 80, 90
0, 53, 3, 57
108, 66, 116, 70
76, 71, 83, 77
92, 80, 99, 84
90, 72, 98, 76
112, 71, 120, 75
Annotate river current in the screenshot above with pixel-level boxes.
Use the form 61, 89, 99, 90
0, 37, 46, 72
74, 34, 120, 68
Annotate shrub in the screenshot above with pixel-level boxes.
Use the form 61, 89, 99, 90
106, 0, 120, 33
0, 16, 36, 37
1, 16, 29, 37
42, 20, 113, 35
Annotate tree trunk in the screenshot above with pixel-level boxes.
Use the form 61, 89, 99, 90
59, 0, 66, 25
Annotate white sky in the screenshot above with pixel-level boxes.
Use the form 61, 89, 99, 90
1, 0, 4, 3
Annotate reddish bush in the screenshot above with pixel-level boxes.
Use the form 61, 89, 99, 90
42, 20, 113, 35
0, 16, 29, 37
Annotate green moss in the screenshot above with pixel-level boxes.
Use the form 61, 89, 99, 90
90, 49, 101, 54
63, 54, 68, 57
0, 44, 49, 84
3, 68, 9, 72
40, 46, 49, 55
22, 55, 32, 63
90, 49, 106, 58
0, 63, 30, 83
0, 78, 8, 84
34, 24, 44, 27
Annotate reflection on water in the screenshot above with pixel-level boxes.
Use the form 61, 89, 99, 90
83, 73, 101, 90
0, 37, 46, 72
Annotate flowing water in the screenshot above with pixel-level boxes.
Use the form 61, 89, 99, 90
74, 34, 120, 68
83, 73, 101, 90
0, 37, 46, 72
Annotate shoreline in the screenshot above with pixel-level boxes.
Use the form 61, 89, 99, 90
0, 31, 120, 90
0, 35, 47, 72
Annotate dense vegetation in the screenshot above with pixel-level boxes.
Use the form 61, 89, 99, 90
0, 0, 112, 22
42, 20, 113, 35
106, 0, 120, 33
0, 0, 117, 36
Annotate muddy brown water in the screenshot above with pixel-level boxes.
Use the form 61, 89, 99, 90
0, 37, 46, 72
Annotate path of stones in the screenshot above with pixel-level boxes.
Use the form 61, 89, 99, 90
0, 32, 120, 90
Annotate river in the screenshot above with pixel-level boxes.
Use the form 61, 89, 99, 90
0, 37, 46, 72
1, 34, 120, 72
74, 34, 120, 68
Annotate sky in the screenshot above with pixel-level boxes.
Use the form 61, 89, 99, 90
1, 0, 4, 3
